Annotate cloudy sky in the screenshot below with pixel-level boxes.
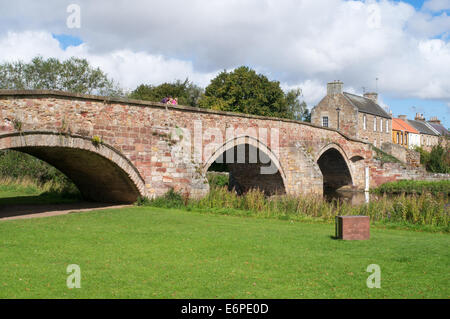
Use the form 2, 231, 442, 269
1, 0, 449, 127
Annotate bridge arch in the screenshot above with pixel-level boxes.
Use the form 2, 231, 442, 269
0, 132, 146, 203
204, 135, 287, 195
316, 143, 354, 191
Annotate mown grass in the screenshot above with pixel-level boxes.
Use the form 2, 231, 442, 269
374, 180, 450, 196
139, 187, 449, 233
0, 206, 448, 299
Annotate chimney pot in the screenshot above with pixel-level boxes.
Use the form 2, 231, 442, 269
428, 116, 441, 125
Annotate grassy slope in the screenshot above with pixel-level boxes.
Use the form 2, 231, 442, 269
0, 206, 448, 299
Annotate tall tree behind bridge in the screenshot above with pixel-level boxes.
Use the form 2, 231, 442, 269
0, 56, 123, 189
0, 56, 123, 97
198, 66, 309, 121
129, 79, 203, 107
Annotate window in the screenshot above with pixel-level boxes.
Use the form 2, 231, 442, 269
373, 117, 377, 131
380, 119, 383, 132
322, 116, 328, 127
386, 120, 389, 133
401, 133, 403, 145
396, 132, 400, 144
405, 133, 408, 146
363, 115, 367, 130
374, 139, 377, 147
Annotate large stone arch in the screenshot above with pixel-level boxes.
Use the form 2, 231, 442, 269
203, 135, 287, 195
315, 143, 354, 191
0, 132, 146, 203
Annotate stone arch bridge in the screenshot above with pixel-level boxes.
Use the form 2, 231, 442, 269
0, 90, 376, 203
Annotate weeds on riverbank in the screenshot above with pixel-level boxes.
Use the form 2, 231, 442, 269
374, 180, 450, 195
137, 187, 449, 232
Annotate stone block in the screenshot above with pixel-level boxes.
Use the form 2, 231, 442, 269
335, 216, 370, 240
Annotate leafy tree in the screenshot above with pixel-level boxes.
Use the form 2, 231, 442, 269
198, 66, 307, 120
285, 88, 310, 121
129, 79, 203, 107
416, 144, 450, 173
0, 56, 123, 97
0, 56, 123, 188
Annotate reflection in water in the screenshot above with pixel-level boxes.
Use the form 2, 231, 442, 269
325, 190, 383, 206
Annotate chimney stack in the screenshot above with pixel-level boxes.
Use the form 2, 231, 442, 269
398, 115, 407, 120
428, 116, 441, 125
327, 80, 343, 95
414, 113, 425, 121
363, 92, 378, 103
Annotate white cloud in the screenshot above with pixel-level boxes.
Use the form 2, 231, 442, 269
422, 0, 450, 12
0, 31, 219, 90
0, 0, 449, 108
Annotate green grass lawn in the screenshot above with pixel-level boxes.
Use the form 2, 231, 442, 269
0, 206, 448, 299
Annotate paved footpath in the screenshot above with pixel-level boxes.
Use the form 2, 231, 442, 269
0, 203, 131, 221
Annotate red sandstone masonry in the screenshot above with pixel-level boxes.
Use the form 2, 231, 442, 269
0, 90, 377, 198
335, 216, 370, 240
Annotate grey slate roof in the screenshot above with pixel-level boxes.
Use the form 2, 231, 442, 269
428, 122, 449, 136
342, 92, 391, 119
406, 119, 439, 136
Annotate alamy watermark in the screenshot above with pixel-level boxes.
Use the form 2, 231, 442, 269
66, 264, 81, 288
366, 264, 381, 288
66, 4, 81, 29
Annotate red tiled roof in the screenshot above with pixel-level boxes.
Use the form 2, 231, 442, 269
392, 118, 419, 134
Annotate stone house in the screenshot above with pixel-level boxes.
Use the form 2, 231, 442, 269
311, 81, 392, 147
428, 116, 449, 148
428, 116, 449, 137
393, 116, 420, 149
405, 114, 440, 152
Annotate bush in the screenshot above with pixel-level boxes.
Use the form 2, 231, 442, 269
206, 172, 229, 188
416, 144, 450, 174
136, 188, 185, 209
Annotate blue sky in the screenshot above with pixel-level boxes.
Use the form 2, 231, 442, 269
1, 0, 449, 128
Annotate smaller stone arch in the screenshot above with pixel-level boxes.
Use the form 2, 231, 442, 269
0, 132, 146, 203
204, 135, 287, 195
316, 143, 354, 191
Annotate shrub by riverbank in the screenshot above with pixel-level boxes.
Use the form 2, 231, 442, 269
374, 180, 450, 195
137, 187, 449, 233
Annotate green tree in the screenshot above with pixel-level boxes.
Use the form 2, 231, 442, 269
0, 56, 123, 188
0, 56, 123, 97
416, 144, 450, 173
198, 66, 307, 119
129, 79, 203, 107
285, 88, 310, 121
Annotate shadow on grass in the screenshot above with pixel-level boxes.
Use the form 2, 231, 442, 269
0, 193, 120, 219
